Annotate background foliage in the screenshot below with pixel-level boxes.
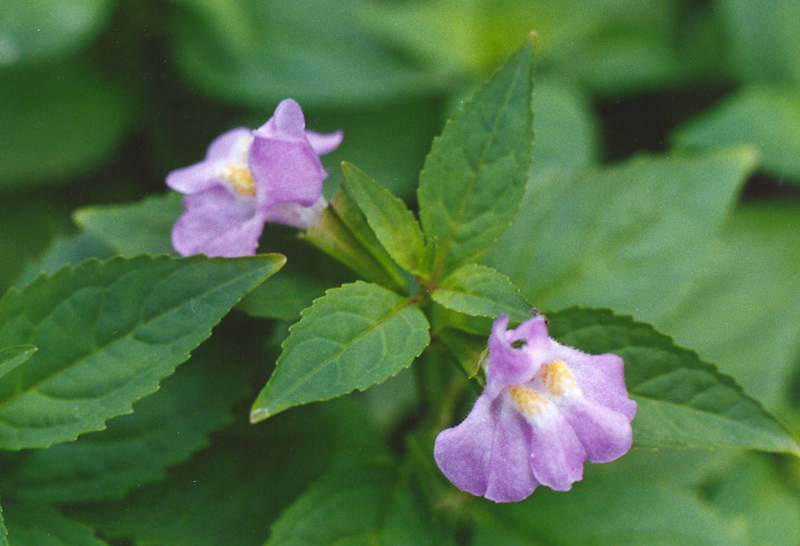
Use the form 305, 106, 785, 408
1, 0, 800, 544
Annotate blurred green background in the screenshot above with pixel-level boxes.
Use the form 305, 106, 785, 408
1, 1, 800, 543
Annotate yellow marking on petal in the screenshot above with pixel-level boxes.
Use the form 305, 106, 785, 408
223, 165, 256, 197
508, 385, 548, 419
540, 360, 576, 396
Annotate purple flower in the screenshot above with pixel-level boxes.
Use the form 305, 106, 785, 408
166, 99, 343, 257
434, 314, 636, 503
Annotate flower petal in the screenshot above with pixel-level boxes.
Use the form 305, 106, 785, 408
486, 315, 549, 397
306, 129, 344, 155
261, 195, 328, 230
171, 186, 264, 257
248, 138, 327, 209
166, 127, 252, 195
560, 348, 638, 421
484, 401, 539, 502
562, 399, 634, 464
434, 395, 496, 498
527, 404, 586, 491
253, 98, 306, 141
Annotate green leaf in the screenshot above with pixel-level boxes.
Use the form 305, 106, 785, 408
302, 190, 407, 292
165, 0, 438, 107
73, 192, 184, 256
342, 162, 425, 274
251, 281, 430, 422
658, 202, 800, 410
0, 0, 113, 66
265, 462, 455, 546
710, 455, 800, 545
471, 462, 746, 546
71, 398, 383, 546
4, 503, 108, 546
0, 61, 130, 189
718, 0, 800, 86
432, 264, 530, 322
0, 254, 285, 449
12, 322, 257, 502
487, 148, 756, 324
672, 86, 800, 182
418, 36, 534, 279
546, 307, 800, 455
0, 345, 36, 378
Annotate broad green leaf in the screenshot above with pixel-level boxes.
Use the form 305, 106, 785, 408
251, 281, 430, 422
488, 148, 756, 324
12, 321, 257, 502
658, 202, 800, 410
0, 345, 36, 378
165, 0, 438, 107
546, 307, 800, 455
0, 0, 113, 66
710, 455, 800, 545
0, 254, 285, 449
0, 62, 130, 189
265, 462, 455, 546
432, 264, 530, 323
342, 162, 425, 274
672, 86, 800, 182
238, 270, 331, 322
418, 36, 534, 279
4, 503, 108, 546
718, 0, 800, 86
73, 192, 184, 256
71, 399, 383, 546
471, 462, 746, 546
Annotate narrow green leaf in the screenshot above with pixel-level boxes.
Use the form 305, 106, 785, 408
251, 281, 430, 422
265, 462, 455, 546
73, 192, 184, 256
4, 503, 108, 546
302, 191, 406, 291
418, 36, 535, 279
342, 162, 425, 273
546, 307, 800, 455
0, 345, 36, 378
0, 254, 285, 449
438, 328, 488, 379
488, 148, 757, 324
432, 264, 530, 322
13, 325, 256, 502
672, 86, 800, 183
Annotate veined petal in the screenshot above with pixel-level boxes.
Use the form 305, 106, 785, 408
171, 186, 263, 257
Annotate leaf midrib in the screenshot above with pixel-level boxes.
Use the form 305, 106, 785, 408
0, 261, 269, 410
270, 298, 418, 406
428, 58, 528, 285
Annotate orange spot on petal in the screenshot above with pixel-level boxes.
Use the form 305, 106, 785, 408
540, 360, 576, 396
